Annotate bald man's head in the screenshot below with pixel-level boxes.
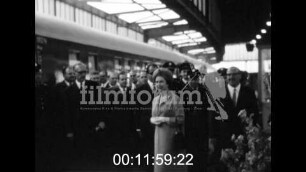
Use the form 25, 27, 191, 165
73, 63, 87, 82
129, 70, 138, 84
108, 71, 118, 86
227, 67, 241, 87
138, 70, 148, 85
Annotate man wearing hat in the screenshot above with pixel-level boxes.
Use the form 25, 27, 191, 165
180, 69, 215, 172
172, 62, 193, 92
179, 62, 192, 85
162, 61, 176, 74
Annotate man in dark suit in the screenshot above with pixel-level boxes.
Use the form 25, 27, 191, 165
219, 67, 259, 149
46, 66, 76, 171
35, 63, 54, 172
99, 70, 108, 88
65, 62, 108, 166
50, 66, 76, 139
173, 62, 192, 92
104, 71, 118, 89
146, 64, 158, 92
134, 71, 155, 156
183, 70, 213, 172
108, 72, 137, 154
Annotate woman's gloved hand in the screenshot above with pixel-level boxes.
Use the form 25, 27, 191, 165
150, 117, 170, 125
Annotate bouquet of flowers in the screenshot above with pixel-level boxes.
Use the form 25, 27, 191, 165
221, 113, 271, 172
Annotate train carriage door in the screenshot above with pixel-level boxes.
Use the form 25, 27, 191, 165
114, 56, 123, 72
88, 53, 97, 73
68, 50, 80, 66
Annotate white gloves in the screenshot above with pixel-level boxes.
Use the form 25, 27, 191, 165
150, 116, 170, 125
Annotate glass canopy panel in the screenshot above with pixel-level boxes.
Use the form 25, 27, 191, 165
174, 31, 184, 35
188, 32, 202, 38
162, 35, 190, 41
203, 50, 216, 54
173, 19, 188, 25
204, 47, 215, 51
87, 2, 144, 14
136, 15, 161, 23
100, 0, 134, 3
118, 11, 154, 23
188, 49, 205, 55
158, 10, 180, 20
184, 30, 196, 34
152, 9, 169, 14
139, 21, 165, 26
141, 4, 166, 9
141, 22, 168, 29
177, 42, 198, 48
194, 37, 207, 42
134, 0, 162, 4
172, 39, 194, 45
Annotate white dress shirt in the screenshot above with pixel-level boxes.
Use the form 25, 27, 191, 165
148, 80, 154, 91
64, 80, 70, 87
75, 80, 85, 89
182, 78, 189, 85
118, 85, 127, 93
227, 83, 241, 104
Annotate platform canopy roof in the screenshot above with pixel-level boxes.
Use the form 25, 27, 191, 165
80, 0, 215, 57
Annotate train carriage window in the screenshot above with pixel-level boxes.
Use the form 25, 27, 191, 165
86, 11, 92, 27
60, 2, 65, 20
88, 54, 97, 73
68, 50, 80, 66
64, 3, 68, 20
43, 0, 48, 14
124, 59, 131, 71
55, 0, 60, 17
37, 0, 43, 13
101, 18, 106, 31
118, 27, 128, 37
79, 9, 84, 26
82, 10, 87, 26
128, 29, 137, 40
35, 0, 38, 12
49, 0, 55, 16
136, 32, 144, 42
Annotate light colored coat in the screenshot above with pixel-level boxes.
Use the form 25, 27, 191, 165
151, 90, 185, 172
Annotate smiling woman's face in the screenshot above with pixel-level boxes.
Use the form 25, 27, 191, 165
155, 76, 168, 91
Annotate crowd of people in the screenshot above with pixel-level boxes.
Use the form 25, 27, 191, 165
35, 61, 259, 172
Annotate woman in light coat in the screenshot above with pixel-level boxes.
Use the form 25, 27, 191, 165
150, 68, 185, 172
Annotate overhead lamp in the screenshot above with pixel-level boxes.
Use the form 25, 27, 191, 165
266, 21, 271, 27
261, 29, 267, 34
256, 34, 262, 39
250, 39, 257, 44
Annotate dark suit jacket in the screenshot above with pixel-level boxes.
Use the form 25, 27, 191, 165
218, 84, 259, 148
134, 83, 155, 141
65, 80, 106, 135
107, 86, 137, 140
49, 81, 70, 133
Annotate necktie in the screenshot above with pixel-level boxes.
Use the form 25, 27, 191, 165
232, 88, 237, 106
80, 82, 84, 90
